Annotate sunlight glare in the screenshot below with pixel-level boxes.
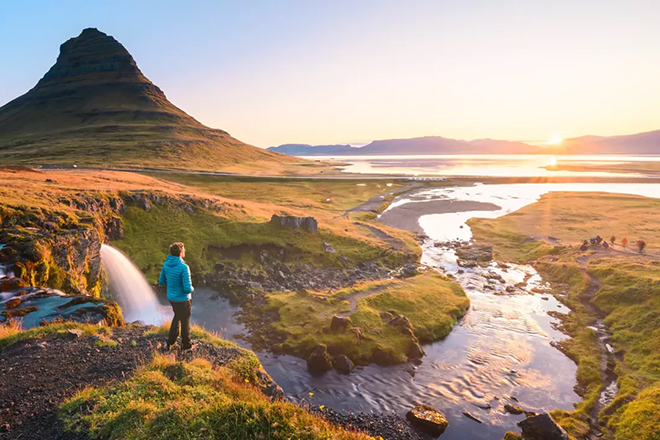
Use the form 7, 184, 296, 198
548, 134, 563, 145
549, 156, 558, 166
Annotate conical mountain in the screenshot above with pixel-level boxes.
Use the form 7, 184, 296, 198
0, 28, 295, 172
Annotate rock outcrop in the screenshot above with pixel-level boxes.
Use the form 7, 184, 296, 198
406, 405, 449, 437
0, 281, 123, 327
330, 315, 352, 332
306, 344, 333, 374
0, 28, 295, 171
333, 354, 355, 374
270, 215, 318, 232
518, 413, 569, 440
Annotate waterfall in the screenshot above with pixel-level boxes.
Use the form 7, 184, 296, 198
100, 244, 164, 325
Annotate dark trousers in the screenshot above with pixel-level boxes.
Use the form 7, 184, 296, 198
168, 300, 192, 348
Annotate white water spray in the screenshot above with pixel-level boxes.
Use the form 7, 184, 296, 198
100, 244, 163, 325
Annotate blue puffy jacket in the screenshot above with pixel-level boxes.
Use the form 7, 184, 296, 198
158, 255, 194, 301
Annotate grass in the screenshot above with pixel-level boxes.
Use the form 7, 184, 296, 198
0, 321, 110, 350
266, 271, 469, 365
115, 203, 411, 283
469, 192, 660, 439
468, 192, 660, 260
149, 174, 408, 212
59, 354, 373, 440
145, 324, 265, 383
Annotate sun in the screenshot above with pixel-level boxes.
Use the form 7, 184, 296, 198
548, 134, 563, 145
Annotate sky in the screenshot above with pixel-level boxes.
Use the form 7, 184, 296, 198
1, 0, 659, 148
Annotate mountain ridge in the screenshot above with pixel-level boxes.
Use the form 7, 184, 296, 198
269, 130, 660, 156
0, 28, 297, 173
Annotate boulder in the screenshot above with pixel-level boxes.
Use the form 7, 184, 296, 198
270, 214, 318, 232
388, 314, 413, 332
406, 405, 449, 437
504, 404, 524, 415
518, 413, 569, 440
4, 297, 21, 309
455, 245, 493, 262
0, 277, 23, 292
306, 344, 333, 374
330, 314, 352, 332
333, 354, 355, 374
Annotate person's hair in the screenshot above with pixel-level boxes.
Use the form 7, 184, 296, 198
169, 242, 185, 257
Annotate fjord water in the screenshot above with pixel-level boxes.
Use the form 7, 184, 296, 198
100, 244, 164, 325
306, 154, 660, 177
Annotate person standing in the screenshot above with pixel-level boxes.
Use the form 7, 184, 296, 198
159, 242, 195, 350
622, 237, 628, 249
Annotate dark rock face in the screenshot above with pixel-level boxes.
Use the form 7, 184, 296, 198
518, 413, 569, 440
306, 344, 333, 374
270, 215, 318, 232
406, 405, 449, 437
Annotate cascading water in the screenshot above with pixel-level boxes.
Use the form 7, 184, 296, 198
100, 244, 163, 325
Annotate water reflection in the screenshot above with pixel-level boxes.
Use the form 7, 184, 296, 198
303, 154, 659, 177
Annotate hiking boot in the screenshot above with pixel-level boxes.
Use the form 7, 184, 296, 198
181, 343, 196, 351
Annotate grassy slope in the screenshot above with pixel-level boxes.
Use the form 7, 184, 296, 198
267, 271, 470, 364
0, 169, 420, 284
60, 354, 372, 440
469, 192, 660, 439
0, 322, 370, 440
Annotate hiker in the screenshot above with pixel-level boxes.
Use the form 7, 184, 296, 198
611, 235, 616, 246
603, 241, 609, 250
159, 242, 195, 350
580, 240, 589, 252
595, 235, 603, 245
621, 237, 628, 249
590, 237, 596, 245
638, 240, 646, 254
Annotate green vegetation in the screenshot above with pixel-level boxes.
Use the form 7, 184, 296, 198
116, 204, 413, 282
0, 321, 111, 350
266, 271, 469, 365
150, 174, 408, 212
59, 354, 372, 440
470, 192, 660, 439
145, 324, 263, 383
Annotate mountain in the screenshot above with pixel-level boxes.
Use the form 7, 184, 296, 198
269, 136, 540, 156
267, 144, 355, 155
0, 28, 296, 172
556, 130, 660, 154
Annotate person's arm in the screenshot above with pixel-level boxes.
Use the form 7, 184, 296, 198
182, 264, 194, 294
158, 265, 167, 286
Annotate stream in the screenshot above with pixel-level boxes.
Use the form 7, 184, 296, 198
180, 182, 660, 439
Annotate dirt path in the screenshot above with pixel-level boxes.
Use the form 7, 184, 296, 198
336, 284, 395, 317
359, 223, 408, 251
0, 326, 247, 440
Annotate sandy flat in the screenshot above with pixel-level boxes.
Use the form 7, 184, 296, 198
379, 198, 500, 233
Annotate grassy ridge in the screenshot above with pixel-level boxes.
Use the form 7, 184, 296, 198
267, 271, 470, 365
469, 192, 660, 439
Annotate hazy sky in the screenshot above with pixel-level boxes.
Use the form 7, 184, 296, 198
1, 1, 659, 147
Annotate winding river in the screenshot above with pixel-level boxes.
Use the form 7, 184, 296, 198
192, 182, 660, 440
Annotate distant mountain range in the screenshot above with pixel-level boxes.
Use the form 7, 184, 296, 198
269, 131, 660, 156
